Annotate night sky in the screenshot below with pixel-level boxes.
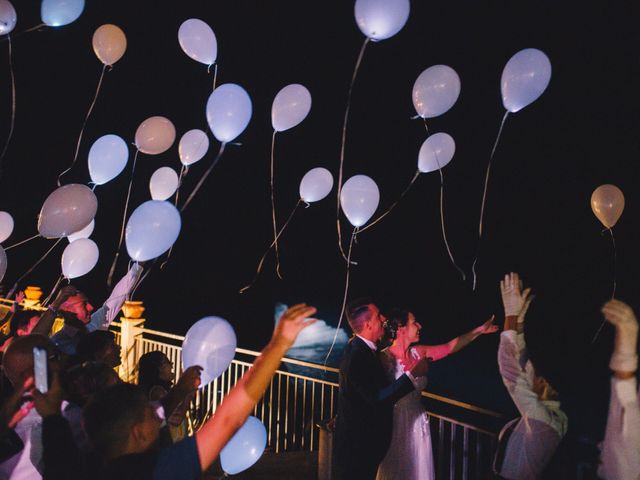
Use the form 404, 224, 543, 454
1, 1, 639, 437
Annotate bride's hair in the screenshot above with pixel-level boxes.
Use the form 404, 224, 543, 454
383, 308, 411, 343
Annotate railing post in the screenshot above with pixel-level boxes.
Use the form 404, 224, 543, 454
119, 300, 146, 382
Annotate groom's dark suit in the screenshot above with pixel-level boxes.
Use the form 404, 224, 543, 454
333, 336, 415, 480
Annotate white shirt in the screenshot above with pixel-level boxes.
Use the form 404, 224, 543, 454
0, 409, 42, 480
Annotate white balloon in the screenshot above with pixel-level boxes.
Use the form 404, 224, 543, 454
412, 65, 461, 119
61, 238, 99, 279
88, 134, 129, 185
418, 133, 456, 173
149, 167, 179, 201
272, 84, 312, 132
501, 48, 552, 113
38, 184, 98, 239
206, 84, 252, 143
41, 0, 84, 27
178, 18, 217, 66
354, 0, 410, 41
179, 129, 209, 166
67, 219, 94, 243
299, 167, 333, 203
0, 0, 17, 35
125, 200, 181, 262
0, 245, 6, 283
340, 175, 380, 227
0, 211, 13, 243
182, 316, 237, 386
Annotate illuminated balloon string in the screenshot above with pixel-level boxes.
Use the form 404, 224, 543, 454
324, 227, 358, 369
180, 142, 226, 213
157, 166, 190, 271
592, 227, 618, 343
471, 110, 510, 290
4, 233, 40, 251
129, 263, 151, 301
107, 148, 140, 287
0, 24, 46, 42
336, 37, 370, 263
41, 273, 64, 307
239, 199, 302, 294
208, 63, 219, 91
7, 238, 63, 298
57, 64, 109, 186
0, 34, 16, 181
269, 130, 284, 279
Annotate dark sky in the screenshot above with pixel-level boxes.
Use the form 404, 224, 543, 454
1, 1, 639, 428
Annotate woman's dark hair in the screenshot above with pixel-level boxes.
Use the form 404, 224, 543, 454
137, 350, 171, 395
382, 308, 411, 343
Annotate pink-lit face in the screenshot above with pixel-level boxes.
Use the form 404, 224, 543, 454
60, 294, 94, 324
398, 312, 421, 343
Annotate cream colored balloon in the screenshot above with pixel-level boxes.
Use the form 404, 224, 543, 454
92, 24, 127, 66
135, 116, 176, 155
591, 184, 624, 228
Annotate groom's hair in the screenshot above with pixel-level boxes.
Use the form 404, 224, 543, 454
346, 297, 373, 333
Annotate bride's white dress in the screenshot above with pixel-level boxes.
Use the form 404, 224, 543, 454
376, 348, 435, 480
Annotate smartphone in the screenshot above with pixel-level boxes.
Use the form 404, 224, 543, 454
33, 347, 48, 394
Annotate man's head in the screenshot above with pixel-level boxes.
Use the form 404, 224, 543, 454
58, 292, 94, 324
2, 334, 57, 387
346, 297, 385, 342
77, 330, 121, 368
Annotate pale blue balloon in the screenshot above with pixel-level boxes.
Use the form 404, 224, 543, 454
501, 48, 551, 113
354, 0, 410, 41
206, 83, 252, 143
41, 0, 85, 27
125, 200, 181, 262
88, 134, 129, 185
220, 416, 267, 475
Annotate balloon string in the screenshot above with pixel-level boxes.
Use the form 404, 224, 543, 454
180, 142, 226, 213
108, 149, 140, 287
471, 110, 510, 290
210, 63, 218, 91
269, 130, 283, 279
592, 228, 618, 343
4, 233, 40, 251
158, 167, 189, 271
324, 227, 358, 369
239, 199, 302, 294
422, 118, 429, 134
19, 23, 46, 35
358, 171, 420, 233
130, 263, 150, 301
336, 37, 369, 263
41, 274, 64, 307
57, 64, 108, 186
0, 34, 16, 182
7, 238, 63, 298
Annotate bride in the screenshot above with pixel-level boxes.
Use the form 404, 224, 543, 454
376, 309, 498, 480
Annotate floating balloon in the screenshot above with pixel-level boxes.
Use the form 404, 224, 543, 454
125, 200, 181, 262
67, 219, 94, 243
179, 129, 209, 166
135, 116, 176, 155
61, 238, 99, 279
92, 24, 127, 66
0, 211, 13, 243
149, 167, 179, 201
340, 175, 380, 227
0, 245, 6, 283
299, 167, 333, 203
88, 134, 129, 185
41, 0, 84, 27
591, 184, 624, 229
182, 316, 237, 386
178, 18, 217, 66
501, 48, 552, 113
0, 0, 17, 35
38, 184, 98, 239
418, 133, 456, 173
206, 84, 252, 143
220, 416, 267, 475
412, 65, 461, 119
354, 0, 410, 41
272, 84, 312, 132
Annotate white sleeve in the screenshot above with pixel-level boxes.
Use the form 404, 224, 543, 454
89, 263, 143, 330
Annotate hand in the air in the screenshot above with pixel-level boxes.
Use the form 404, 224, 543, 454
473, 315, 499, 335
272, 303, 317, 349
500, 272, 534, 320
602, 300, 638, 333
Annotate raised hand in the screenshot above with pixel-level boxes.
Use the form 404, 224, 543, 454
1, 377, 34, 430
272, 303, 317, 349
473, 315, 499, 335
32, 371, 63, 418
500, 272, 534, 319
602, 299, 639, 332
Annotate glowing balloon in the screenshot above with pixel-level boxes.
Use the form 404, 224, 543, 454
271, 84, 312, 132
135, 116, 176, 155
206, 84, 252, 143
179, 129, 209, 166
125, 200, 181, 262
92, 24, 127, 66
67, 219, 94, 243
299, 167, 333, 203
149, 167, 179, 201
178, 18, 217, 66
41, 0, 84, 27
0, 211, 14, 243
412, 65, 461, 119
220, 416, 267, 475
354, 0, 410, 41
501, 48, 552, 113
340, 175, 380, 227
591, 184, 624, 229
182, 316, 237, 386
0, 0, 17, 35
88, 134, 129, 185
61, 238, 99, 279
0, 246, 6, 283
418, 133, 456, 173
38, 184, 98, 239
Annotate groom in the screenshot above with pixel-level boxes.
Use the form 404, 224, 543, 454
333, 298, 430, 479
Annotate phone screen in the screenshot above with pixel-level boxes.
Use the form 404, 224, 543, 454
33, 347, 48, 394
